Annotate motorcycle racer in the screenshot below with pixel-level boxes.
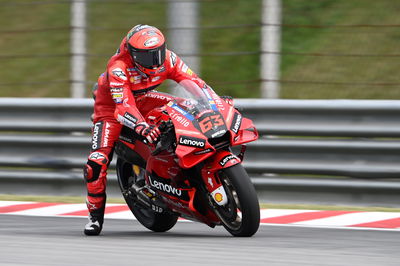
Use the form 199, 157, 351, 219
83, 24, 207, 236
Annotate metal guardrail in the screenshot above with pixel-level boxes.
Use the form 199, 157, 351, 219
0, 98, 399, 205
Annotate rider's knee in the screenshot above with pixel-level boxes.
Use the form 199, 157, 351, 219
84, 151, 109, 183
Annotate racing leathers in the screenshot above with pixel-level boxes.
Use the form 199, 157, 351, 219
84, 36, 206, 219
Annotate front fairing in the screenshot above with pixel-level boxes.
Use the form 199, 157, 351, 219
166, 80, 257, 168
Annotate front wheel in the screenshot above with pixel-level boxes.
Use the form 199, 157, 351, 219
213, 164, 260, 237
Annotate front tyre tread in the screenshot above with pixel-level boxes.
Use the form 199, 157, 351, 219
216, 164, 260, 237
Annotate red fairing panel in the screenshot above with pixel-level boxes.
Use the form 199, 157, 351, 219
200, 150, 241, 193
231, 117, 258, 145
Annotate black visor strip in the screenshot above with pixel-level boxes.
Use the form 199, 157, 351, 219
130, 43, 166, 68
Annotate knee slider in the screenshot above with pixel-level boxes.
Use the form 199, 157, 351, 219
84, 152, 109, 183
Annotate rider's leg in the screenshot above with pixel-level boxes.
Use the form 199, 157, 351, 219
83, 120, 121, 235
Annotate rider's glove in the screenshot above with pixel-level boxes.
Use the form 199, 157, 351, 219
134, 122, 161, 144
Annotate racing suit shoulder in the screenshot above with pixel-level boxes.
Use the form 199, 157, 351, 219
166, 50, 205, 87
107, 60, 129, 85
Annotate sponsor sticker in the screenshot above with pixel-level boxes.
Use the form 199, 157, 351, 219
230, 113, 242, 134
110, 87, 123, 93
215, 97, 225, 111
103, 122, 111, 147
208, 177, 214, 188
211, 129, 226, 138
194, 148, 213, 155
170, 109, 190, 127
214, 193, 223, 203
146, 30, 158, 36
130, 76, 141, 84
112, 93, 123, 98
111, 68, 127, 81
127, 24, 151, 40
123, 112, 138, 124
219, 154, 238, 167
110, 82, 124, 87
170, 103, 195, 120
170, 52, 177, 67
144, 37, 160, 47
112, 91, 123, 104
152, 76, 160, 82
117, 114, 135, 129
148, 175, 183, 197
178, 136, 206, 148
91, 122, 103, 150
146, 93, 173, 101
157, 66, 166, 73
123, 98, 130, 107
181, 64, 188, 73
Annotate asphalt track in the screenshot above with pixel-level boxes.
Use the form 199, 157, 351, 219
0, 215, 399, 266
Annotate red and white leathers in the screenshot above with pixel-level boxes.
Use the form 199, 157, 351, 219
84, 35, 206, 216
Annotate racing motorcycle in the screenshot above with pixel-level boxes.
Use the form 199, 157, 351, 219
115, 79, 260, 237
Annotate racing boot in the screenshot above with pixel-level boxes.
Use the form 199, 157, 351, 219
84, 208, 104, 236
83, 150, 108, 236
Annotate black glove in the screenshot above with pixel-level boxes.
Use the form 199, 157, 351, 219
134, 122, 161, 144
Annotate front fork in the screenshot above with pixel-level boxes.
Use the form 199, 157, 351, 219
200, 145, 246, 206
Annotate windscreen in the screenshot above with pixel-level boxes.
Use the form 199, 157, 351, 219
171, 80, 228, 139
171, 79, 214, 116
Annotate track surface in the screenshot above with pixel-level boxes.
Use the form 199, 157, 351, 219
0, 215, 399, 266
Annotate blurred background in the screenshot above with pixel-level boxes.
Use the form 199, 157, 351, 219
1, 0, 400, 99
1, 0, 400, 206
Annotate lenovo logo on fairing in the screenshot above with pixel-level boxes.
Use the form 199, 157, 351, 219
219, 154, 238, 166
231, 113, 242, 134
178, 136, 206, 148
149, 176, 182, 196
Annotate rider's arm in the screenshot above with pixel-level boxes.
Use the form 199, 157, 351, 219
107, 62, 145, 129
108, 62, 161, 143
167, 51, 206, 88
167, 51, 233, 106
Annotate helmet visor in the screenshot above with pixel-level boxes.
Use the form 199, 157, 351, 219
130, 43, 166, 69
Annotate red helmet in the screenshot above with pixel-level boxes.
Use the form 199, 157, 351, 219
126, 25, 166, 76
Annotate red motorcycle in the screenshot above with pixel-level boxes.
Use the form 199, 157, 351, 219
115, 79, 260, 237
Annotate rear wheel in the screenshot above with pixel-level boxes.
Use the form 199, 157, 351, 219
116, 158, 178, 232
213, 164, 260, 237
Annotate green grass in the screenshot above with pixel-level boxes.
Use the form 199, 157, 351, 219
0, 1, 70, 97
281, 0, 400, 99
0, 0, 399, 99
1, 194, 400, 212
200, 0, 262, 97
86, 1, 168, 95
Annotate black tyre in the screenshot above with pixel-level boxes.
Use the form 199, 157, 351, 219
116, 158, 178, 232
213, 164, 260, 237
